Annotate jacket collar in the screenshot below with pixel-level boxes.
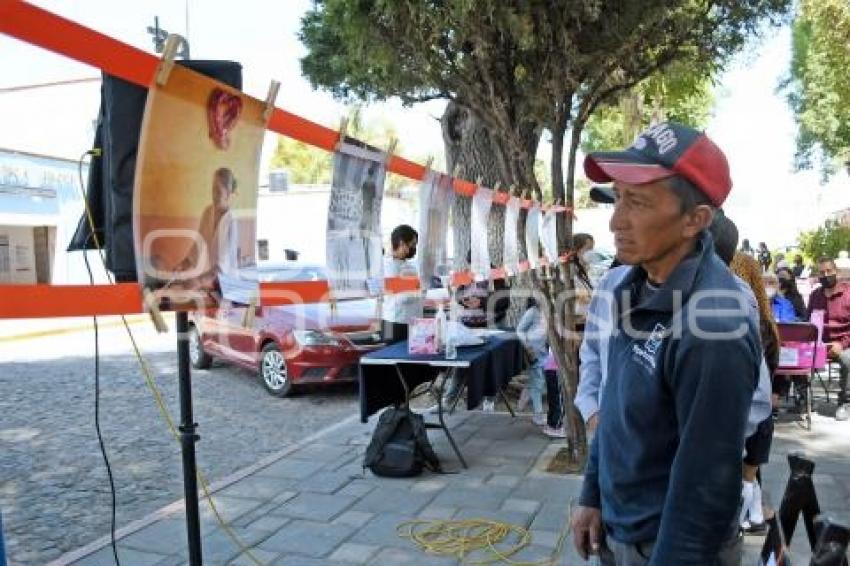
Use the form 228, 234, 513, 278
616, 231, 714, 314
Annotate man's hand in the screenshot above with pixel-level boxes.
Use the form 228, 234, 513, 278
571, 505, 602, 560
829, 342, 843, 359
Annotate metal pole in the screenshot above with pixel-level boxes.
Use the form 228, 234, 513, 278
176, 311, 202, 565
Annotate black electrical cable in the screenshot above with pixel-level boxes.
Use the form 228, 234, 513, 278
79, 153, 120, 565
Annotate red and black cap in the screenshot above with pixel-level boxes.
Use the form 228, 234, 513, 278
583, 122, 732, 207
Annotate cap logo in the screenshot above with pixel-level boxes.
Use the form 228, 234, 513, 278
639, 123, 678, 155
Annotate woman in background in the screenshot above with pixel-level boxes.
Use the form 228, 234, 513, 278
731, 252, 780, 534
776, 267, 808, 321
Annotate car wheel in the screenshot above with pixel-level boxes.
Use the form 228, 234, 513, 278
189, 325, 212, 369
260, 343, 292, 397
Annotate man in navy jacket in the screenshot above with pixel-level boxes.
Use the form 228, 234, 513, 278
571, 123, 760, 565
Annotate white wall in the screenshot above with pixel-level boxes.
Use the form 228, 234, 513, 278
256, 186, 418, 264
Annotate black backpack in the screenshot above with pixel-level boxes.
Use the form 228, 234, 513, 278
363, 407, 442, 477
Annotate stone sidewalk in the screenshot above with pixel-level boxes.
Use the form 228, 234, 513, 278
56, 404, 850, 565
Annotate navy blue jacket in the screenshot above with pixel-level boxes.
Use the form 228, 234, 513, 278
579, 232, 760, 564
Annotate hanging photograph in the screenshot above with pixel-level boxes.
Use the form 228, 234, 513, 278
503, 196, 521, 276
133, 65, 265, 307
470, 187, 493, 281
540, 207, 559, 265
326, 141, 386, 298
525, 204, 541, 269
417, 170, 454, 289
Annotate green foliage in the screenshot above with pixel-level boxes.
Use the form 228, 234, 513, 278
269, 106, 408, 190
798, 219, 850, 262
582, 62, 716, 153
300, 0, 791, 193
786, 0, 850, 175
270, 137, 332, 185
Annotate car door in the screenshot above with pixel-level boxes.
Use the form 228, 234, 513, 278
218, 302, 257, 366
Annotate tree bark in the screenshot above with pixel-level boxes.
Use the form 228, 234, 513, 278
441, 100, 542, 326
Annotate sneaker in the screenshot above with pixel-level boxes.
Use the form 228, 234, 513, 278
532, 412, 546, 426
481, 399, 495, 412
836, 403, 849, 421
542, 425, 566, 438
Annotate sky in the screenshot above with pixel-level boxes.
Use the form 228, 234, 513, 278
0, 0, 847, 249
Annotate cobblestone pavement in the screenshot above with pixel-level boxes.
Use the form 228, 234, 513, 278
0, 321, 357, 565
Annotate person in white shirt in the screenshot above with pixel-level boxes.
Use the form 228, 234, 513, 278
381, 224, 423, 343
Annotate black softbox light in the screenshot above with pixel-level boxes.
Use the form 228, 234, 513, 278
68, 60, 243, 282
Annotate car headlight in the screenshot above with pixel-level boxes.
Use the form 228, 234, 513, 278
292, 330, 341, 346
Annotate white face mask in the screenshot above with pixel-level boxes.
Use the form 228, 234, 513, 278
765, 288, 777, 299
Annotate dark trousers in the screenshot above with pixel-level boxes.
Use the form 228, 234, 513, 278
544, 369, 563, 428
599, 531, 743, 565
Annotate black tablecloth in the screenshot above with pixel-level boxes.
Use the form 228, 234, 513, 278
358, 334, 525, 422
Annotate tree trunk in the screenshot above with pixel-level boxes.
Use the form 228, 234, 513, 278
442, 101, 506, 270
442, 102, 540, 326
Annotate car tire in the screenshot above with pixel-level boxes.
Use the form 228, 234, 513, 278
189, 325, 212, 369
260, 342, 292, 397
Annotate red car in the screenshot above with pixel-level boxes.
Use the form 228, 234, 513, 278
189, 264, 383, 396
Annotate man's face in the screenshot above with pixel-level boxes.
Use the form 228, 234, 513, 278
818, 261, 837, 279
609, 180, 700, 267
401, 237, 418, 260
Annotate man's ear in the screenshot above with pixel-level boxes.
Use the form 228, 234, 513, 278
682, 205, 714, 238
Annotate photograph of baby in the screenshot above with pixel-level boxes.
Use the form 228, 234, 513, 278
133, 65, 265, 307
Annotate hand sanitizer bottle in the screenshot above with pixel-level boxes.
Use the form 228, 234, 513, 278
435, 303, 446, 353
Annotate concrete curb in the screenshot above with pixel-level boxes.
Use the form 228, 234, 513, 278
50, 412, 361, 565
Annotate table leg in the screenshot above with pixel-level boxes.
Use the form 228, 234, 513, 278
447, 373, 466, 415
436, 368, 468, 469
498, 387, 516, 418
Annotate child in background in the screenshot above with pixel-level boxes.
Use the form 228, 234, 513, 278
516, 297, 547, 426
542, 350, 565, 438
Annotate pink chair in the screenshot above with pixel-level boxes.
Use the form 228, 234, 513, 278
776, 322, 826, 430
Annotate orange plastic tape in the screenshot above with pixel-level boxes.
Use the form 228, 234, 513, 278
0, 278, 424, 319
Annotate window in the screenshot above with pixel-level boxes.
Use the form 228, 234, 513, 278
0, 235, 9, 274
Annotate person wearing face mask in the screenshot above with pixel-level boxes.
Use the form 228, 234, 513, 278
776, 267, 807, 321
808, 257, 850, 420
381, 224, 422, 343
764, 273, 796, 323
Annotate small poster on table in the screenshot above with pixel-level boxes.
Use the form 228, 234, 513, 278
408, 318, 438, 355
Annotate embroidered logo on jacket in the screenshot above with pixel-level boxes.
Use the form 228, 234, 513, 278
632, 323, 667, 371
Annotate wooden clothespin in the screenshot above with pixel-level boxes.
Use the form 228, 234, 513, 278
451, 163, 461, 179
155, 34, 186, 87
476, 176, 484, 189
242, 294, 258, 329
493, 181, 502, 193
329, 296, 338, 316
262, 80, 281, 123
424, 156, 435, 171
335, 116, 349, 152
142, 288, 169, 333
385, 137, 398, 165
